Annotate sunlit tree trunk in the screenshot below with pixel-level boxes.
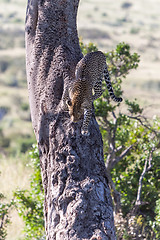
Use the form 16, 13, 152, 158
25, 0, 116, 239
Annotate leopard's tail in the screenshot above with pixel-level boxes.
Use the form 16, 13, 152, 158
103, 65, 123, 102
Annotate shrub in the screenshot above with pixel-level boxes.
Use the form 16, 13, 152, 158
121, 2, 132, 9
14, 145, 45, 239
130, 27, 140, 34
0, 182, 14, 240
0, 129, 10, 149
21, 102, 29, 111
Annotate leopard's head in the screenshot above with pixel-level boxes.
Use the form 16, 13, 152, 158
67, 98, 83, 123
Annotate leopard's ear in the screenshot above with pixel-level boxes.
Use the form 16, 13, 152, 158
67, 99, 72, 106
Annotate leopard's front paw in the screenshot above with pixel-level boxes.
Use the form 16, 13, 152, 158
81, 129, 90, 136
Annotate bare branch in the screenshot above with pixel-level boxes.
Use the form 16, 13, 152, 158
135, 147, 155, 206
112, 111, 118, 147
108, 144, 134, 170
119, 144, 134, 161
115, 145, 123, 153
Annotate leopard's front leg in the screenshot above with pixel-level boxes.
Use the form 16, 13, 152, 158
61, 86, 71, 110
81, 106, 92, 136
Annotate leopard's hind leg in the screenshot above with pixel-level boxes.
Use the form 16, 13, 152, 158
92, 78, 103, 101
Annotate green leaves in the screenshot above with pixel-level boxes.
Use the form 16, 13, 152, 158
105, 42, 140, 78
79, 38, 98, 55
151, 198, 160, 239
125, 99, 143, 115
116, 42, 130, 56
94, 97, 116, 117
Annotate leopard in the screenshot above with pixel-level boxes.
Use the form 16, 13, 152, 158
63, 51, 123, 136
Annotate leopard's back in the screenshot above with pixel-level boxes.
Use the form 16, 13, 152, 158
75, 51, 106, 85
70, 52, 103, 105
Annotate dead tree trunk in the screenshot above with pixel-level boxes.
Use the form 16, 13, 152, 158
25, 0, 116, 239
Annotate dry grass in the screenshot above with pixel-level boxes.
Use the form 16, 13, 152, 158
0, 157, 30, 198
6, 209, 25, 240
0, 48, 25, 57
0, 156, 31, 240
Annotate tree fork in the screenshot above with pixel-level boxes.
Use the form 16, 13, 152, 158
25, 0, 116, 239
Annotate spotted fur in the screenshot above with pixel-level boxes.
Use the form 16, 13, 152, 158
64, 51, 123, 136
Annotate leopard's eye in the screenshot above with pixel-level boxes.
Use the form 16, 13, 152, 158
67, 99, 72, 106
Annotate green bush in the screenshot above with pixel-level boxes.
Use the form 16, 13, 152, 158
14, 145, 45, 240
0, 129, 10, 149
20, 102, 29, 111
20, 139, 34, 153
130, 27, 140, 34
0, 60, 9, 73
0, 179, 14, 240
151, 198, 160, 239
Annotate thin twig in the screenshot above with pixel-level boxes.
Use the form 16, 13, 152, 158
135, 148, 155, 206
108, 144, 134, 170
128, 115, 159, 138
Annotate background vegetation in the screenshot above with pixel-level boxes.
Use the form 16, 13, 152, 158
0, 0, 160, 239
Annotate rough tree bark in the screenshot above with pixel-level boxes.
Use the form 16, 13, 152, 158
25, 0, 116, 239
